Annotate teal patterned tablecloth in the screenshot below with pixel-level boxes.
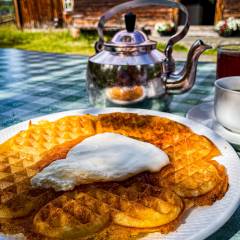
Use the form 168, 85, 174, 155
0, 48, 239, 240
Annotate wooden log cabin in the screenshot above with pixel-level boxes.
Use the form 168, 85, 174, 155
13, 0, 240, 29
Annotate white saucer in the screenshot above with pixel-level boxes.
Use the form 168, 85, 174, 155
187, 102, 240, 145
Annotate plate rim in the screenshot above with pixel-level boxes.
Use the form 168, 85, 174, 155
0, 107, 240, 240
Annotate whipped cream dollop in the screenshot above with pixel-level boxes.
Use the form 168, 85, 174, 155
31, 133, 169, 191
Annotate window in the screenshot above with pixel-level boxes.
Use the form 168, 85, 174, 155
64, 0, 74, 12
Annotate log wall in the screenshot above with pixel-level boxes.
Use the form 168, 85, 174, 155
69, 0, 179, 29
14, 0, 240, 29
14, 0, 178, 28
14, 0, 63, 28
215, 0, 240, 23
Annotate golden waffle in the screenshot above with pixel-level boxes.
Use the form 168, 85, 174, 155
1, 115, 96, 169
147, 131, 228, 206
0, 115, 96, 218
149, 159, 227, 202
33, 183, 184, 239
163, 134, 220, 168
96, 112, 158, 139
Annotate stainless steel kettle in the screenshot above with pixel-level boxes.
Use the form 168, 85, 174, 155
87, 0, 211, 107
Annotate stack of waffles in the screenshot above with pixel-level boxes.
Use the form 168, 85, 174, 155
0, 113, 228, 239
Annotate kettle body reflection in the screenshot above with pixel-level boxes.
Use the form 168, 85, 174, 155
87, 0, 211, 108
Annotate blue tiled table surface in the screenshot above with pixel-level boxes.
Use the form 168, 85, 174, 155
0, 48, 240, 240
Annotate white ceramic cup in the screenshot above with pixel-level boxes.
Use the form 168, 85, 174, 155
214, 76, 240, 133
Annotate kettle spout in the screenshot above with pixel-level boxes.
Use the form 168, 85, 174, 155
165, 40, 211, 94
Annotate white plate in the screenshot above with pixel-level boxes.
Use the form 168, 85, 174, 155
187, 102, 240, 145
0, 108, 240, 240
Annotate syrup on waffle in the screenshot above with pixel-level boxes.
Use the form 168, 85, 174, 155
95, 113, 194, 150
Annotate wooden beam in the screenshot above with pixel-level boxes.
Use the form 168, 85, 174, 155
215, 0, 224, 23
172, 0, 180, 25
13, 0, 22, 29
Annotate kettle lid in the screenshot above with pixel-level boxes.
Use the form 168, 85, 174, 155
104, 12, 156, 52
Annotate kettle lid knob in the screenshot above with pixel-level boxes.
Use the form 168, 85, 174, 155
125, 12, 136, 33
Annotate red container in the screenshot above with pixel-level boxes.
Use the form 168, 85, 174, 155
217, 45, 240, 79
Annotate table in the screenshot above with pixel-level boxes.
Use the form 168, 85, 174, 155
0, 48, 239, 240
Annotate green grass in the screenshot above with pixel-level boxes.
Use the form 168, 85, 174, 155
157, 42, 188, 52
0, 24, 217, 56
203, 48, 217, 55
0, 24, 97, 55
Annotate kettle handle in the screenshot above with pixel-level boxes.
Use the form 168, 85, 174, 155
95, 0, 189, 60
